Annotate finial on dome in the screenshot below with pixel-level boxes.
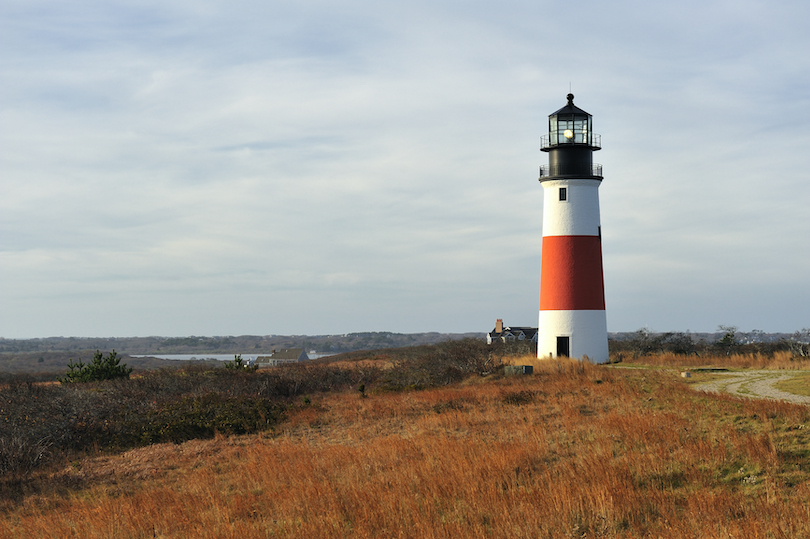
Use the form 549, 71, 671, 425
567, 93, 574, 105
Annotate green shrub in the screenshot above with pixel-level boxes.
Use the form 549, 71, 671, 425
58, 350, 132, 383
224, 354, 258, 371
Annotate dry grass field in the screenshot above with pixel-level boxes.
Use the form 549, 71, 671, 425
620, 350, 804, 371
3, 355, 810, 538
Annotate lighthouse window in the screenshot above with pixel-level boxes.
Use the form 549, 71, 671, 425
549, 117, 558, 144
559, 187, 567, 201
557, 119, 574, 143
573, 119, 587, 143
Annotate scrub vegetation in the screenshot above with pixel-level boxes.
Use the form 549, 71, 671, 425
3, 341, 810, 537
0, 339, 509, 478
57, 350, 132, 383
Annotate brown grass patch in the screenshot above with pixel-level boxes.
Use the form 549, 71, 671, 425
3, 359, 810, 538
622, 350, 809, 370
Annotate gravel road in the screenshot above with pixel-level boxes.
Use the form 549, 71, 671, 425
694, 370, 810, 405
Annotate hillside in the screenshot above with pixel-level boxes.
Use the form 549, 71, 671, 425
3, 347, 810, 537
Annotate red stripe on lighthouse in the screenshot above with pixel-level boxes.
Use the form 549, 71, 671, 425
539, 235, 605, 310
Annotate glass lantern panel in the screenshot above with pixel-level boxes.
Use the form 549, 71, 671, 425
558, 119, 574, 144
584, 117, 591, 144
549, 117, 558, 145
573, 119, 586, 143
550, 112, 593, 146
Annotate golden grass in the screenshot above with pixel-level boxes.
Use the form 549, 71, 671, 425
775, 373, 810, 397
620, 350, 808, 370
3, 359, 810, 538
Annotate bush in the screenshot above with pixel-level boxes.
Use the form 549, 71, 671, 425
382, 338, 502, 390
58, 350, 132, 383
0, 434, 51, 477
224, 354, 258, 372
124, 393, 285, 446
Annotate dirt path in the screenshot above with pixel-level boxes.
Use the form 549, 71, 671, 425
694, 370, 810, 405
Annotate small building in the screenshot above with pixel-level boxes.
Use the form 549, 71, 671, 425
487, 319, 538, 344
254, 348, 309, 368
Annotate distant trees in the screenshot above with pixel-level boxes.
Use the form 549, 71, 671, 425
58, 350, 132, 383
788, 329, 810, 357
714, 325, 740, 356
617, 328, 699, 357
610, 326, 810, 359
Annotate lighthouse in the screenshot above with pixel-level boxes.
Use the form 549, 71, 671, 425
537, 94, 609, 363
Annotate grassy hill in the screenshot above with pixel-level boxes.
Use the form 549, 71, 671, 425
3, 345, 810, 537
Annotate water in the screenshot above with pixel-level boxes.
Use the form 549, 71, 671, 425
130, 352, 334, 362
130, 354, 238, 362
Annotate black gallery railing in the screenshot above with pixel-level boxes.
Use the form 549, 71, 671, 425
539, 163, 603, 178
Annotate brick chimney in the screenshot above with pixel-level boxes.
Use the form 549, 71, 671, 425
495, 319, 503, 333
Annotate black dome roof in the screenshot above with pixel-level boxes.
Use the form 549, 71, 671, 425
549, 93, 591, 117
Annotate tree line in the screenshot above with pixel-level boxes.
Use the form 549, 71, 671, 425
609, 327, 810, 358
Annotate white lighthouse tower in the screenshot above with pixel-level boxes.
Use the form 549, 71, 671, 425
537, 94, 609, 363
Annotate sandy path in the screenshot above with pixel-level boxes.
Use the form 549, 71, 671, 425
694, 370, 810, 405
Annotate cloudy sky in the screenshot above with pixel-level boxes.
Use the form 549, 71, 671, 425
2, 0, 809, 339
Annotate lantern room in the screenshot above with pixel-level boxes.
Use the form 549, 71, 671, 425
551, 94, 592, 145
539, 94, 602, 180
542, 93, 600, 149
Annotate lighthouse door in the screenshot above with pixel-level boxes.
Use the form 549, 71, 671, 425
556, 337, 570, 358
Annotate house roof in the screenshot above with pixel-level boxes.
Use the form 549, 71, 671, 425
273, 348, 306, 360
255, 348, 308, 363
506, 327, 538, 336
489, 326, 538, 337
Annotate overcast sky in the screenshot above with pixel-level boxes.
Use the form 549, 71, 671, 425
2, 0, 809, 339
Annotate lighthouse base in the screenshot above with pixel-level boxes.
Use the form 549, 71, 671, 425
537, 310, 609, 364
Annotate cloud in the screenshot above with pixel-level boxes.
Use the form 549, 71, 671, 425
2, 0, 809, 338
